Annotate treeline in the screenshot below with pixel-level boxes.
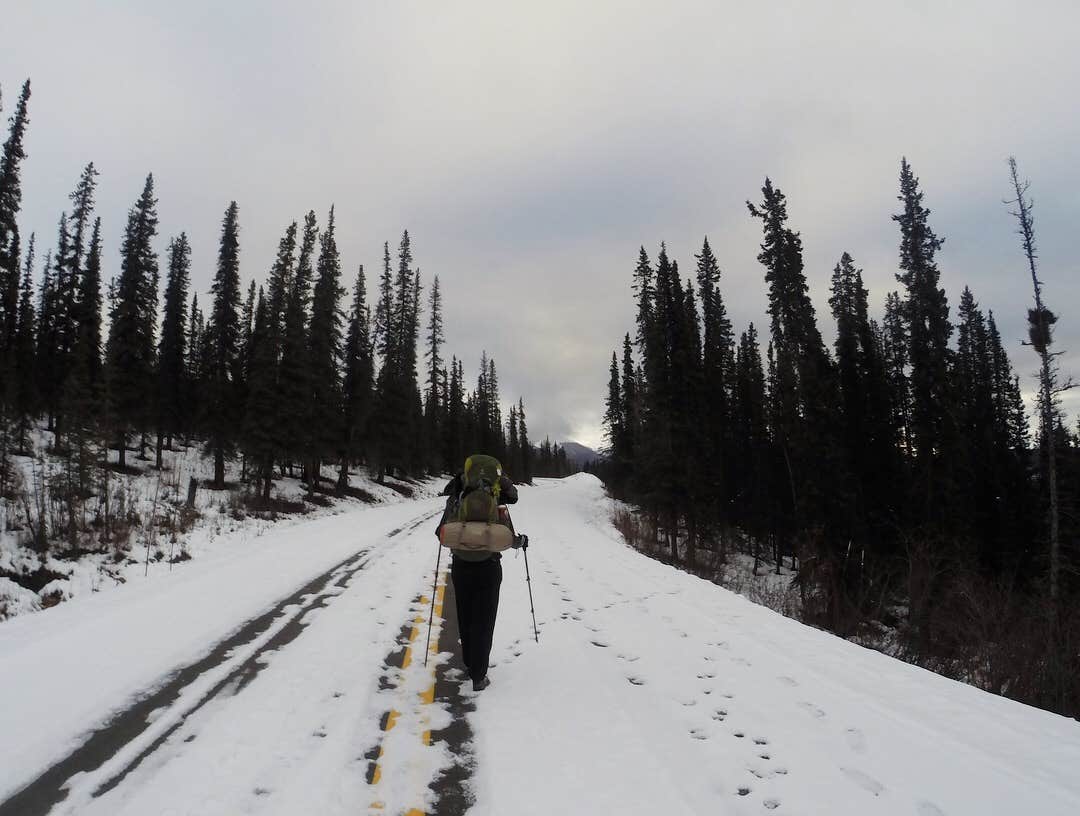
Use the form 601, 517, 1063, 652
0, 78, 536, 533
596, 159, 1080, 717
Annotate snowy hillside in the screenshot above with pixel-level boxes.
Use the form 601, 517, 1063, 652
1, 475, 1078, 815
0, 429, 437, 620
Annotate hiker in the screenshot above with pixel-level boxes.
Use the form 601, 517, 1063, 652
437, 455, 522, 692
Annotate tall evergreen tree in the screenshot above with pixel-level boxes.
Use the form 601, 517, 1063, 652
341, 264, 373, 486
156, 233, 191, 463
749, 178, 851, 629
517, 397, 532, 483
242, 287, 277, 500
307, 206, 344, 487
13, 234, 37, 450
278, 211, 317, 475
894, 158, 955, 534
105, 175, 159, 468
603, 350, 623, 455
204, 201, 242, 487
0, 80, 31, 358
424, 274, 445, 472
695, 236, 735, 527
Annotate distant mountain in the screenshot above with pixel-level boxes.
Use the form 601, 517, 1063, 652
560, 441, 603, 467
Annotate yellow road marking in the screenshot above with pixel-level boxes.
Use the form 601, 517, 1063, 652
368, 573, 448, 815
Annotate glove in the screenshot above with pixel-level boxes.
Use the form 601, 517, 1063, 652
513, 534, 529, 550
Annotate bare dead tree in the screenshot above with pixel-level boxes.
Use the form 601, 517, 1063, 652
1007, 157, 1074, 605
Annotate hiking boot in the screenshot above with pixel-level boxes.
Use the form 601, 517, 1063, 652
472, 675, 491, 692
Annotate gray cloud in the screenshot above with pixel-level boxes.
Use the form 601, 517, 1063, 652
4, 0, 1078, 448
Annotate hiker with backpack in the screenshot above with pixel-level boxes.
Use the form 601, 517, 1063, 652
436, 455, 525, 692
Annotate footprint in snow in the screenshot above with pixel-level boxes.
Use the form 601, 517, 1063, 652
798, 701, 826, 718
689, 728, 708, 740
753, 737, 769, 746
590, 640, 609, 648
731, 656, 752, 667
777, 675, 799, 687
697, 672, 716, 680
712, 709, 727, 721
916, 801, 945, 816
841, 767, 885, 797
617, 653, 640, 662
763, 799, 781, 810
627, 676, 646, 686
845, 727, 868, 753
736, 787, 751, 797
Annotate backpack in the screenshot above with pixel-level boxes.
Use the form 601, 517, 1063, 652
457, 455, 503, 523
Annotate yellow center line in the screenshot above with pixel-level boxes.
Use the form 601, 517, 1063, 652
368, 572, 448, 815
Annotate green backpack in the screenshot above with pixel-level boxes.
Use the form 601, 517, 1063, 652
457, 455, 503, 523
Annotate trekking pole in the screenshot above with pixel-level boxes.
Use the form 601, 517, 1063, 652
424, 539, 443, 667
523, 543, 539, 643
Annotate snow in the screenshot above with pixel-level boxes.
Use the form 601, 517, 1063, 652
2, 472, 1079, 815
0, 425, 431, 620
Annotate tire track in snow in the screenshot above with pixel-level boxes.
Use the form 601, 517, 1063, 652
0, 509, 437, 816
364, 569, 476, 816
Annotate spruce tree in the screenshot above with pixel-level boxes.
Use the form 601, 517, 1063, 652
278, 211, 317, 476
517, 398, 532, 483
156, 233, 191, 463
0, 80, 31, 355
186, 292, 204, 436
307, 206, 344, 488
13, 234, 37, 450
894, 158, 955, 534
105, 175, 160, 468
242, 287, 277, 501
695, 236, 734, 523
424, 275, 445, 473
749, 178, 850, 628
204, 201, 242, 487
603, 350, 623, 456
341, 264, 373, 486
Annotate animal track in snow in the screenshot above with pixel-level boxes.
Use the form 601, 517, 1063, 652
845, 727, 868, 753
753, 737, 769, 746
777, 675, 798, 686
590, 640, 609, 648
763, 799, 781, 810
627, 676, 646, 686
841, 767, 885, 796
736, 787, 751, 797
916, 801, 945, 816
689, 728, 708, 740
798, 701, 826, 718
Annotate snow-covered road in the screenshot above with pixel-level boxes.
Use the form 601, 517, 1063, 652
2, 474, 1080, 815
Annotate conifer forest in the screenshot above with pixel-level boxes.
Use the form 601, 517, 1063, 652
596, 165, 1080, 718
0, 81, 581, 593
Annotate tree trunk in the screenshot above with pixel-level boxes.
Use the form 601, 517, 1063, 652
155, 430, 164, 470
262, 461, 273, 502
214, 446, 225, 488
337, 457, 349, 495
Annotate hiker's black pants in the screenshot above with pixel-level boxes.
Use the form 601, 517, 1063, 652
450, 557, 502, 683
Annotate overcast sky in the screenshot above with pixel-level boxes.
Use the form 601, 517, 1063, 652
3, 1, 1079, 449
